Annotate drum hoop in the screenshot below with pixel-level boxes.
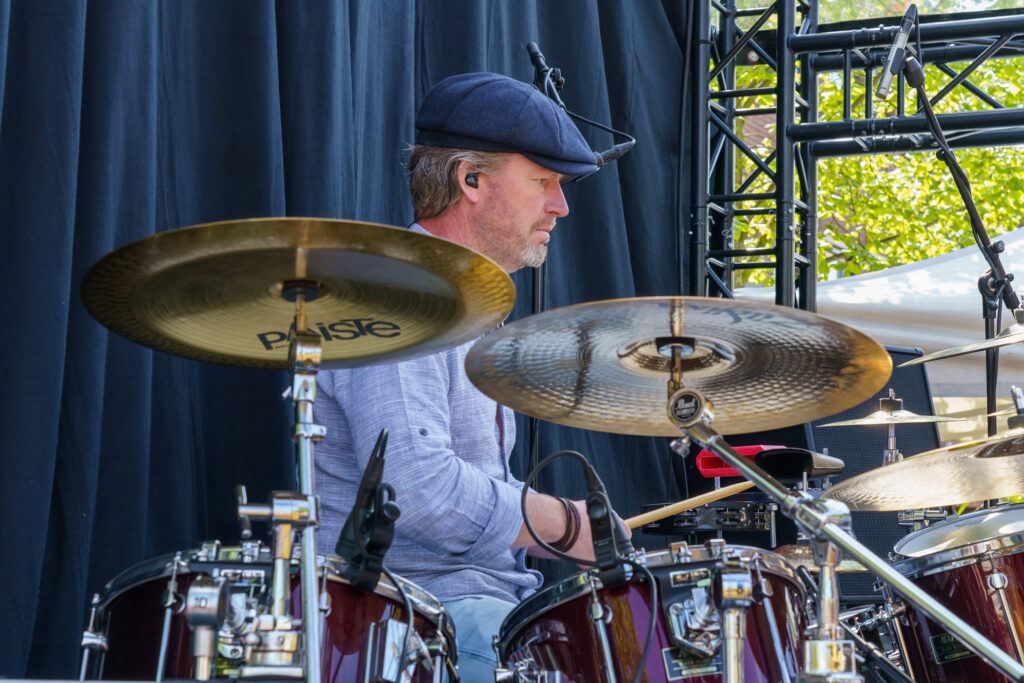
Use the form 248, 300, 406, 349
497, 545, 802, 654
95, 548, 448, 627
894, 530, 1024, 577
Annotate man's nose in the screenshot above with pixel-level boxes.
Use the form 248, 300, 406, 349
547, 184, 569, 217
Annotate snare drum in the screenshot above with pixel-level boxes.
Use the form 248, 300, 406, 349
81, 542, 456, 682
893, 504, 1024, 681
497, 543, 807, 682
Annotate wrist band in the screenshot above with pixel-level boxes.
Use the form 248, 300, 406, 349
551, 497, 580, 552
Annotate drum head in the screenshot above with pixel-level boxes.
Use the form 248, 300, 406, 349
895, 504, 1024, 558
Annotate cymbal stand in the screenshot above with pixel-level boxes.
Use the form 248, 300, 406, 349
240, 280, 325, 683
879, 391, 903, 466
665, 383, 1024, 681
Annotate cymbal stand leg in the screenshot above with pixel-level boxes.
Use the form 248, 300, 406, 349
800, 523, 860, 682
667, 393, 1024, 682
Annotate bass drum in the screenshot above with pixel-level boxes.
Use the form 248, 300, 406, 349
497, 542, 807, 682
893, 504, 1024, 682
82, 542, 457, 682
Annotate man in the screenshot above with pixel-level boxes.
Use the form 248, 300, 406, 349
314, 72, 613, 680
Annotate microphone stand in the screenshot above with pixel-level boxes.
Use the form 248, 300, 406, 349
901, 55, 1022, 436
521, 41, 638, 525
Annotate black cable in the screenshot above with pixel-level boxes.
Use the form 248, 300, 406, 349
519, 450, 654, 683
625, 558, 659, 683
519, 449, 600, 566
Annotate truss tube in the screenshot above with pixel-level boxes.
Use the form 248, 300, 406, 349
790, 14, 1024, 54
809, 127, 1024, 157
788, 107, 1024, 142
811, 42, 1024, 72
797, 0, 818, 311
711, 0, 739, 294
692, 0, 712, 296
776, 0, 796, 307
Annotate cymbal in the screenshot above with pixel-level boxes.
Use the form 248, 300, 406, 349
900, 323, 1024, 367
774, 544, 866, 573
818, 409, 963, 427
82, 218, 515, 369
823, 430, 1024, 511
465, 297, 891, 436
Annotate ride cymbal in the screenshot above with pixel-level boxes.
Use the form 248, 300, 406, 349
818, 409, 963, 427
82, 218, 515, 369
823, 430, 1024, 511
465, 297, 891, 436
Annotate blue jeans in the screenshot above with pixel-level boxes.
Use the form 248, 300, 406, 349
445, 596, 516, 682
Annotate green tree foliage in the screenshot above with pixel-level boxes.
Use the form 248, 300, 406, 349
725, 0, 1024, 286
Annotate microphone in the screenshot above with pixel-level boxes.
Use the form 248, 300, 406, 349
596, 140, 636, 167
524, 41, 636, 170
875, 4, 918, 100
335, 429, 401, 590
584, 464, 633, 587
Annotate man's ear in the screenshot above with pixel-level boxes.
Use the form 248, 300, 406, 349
457, 161, 481, 202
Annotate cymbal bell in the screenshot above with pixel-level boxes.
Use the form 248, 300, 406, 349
823, 429, 1024, 511
900, 322, 1024, 367
82, 218, 515, 369
465, 297, 891, 436
818, 409, 963, 427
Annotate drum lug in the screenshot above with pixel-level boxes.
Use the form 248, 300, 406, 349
663, 570, 722, 658
79, 593, 107, 680
185, 575, 230, 681
986, 568, 1024, 661
720, 572, 755, 683
494, 658, 544, 683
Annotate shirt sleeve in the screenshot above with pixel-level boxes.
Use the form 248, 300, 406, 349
328, 351, 524, 559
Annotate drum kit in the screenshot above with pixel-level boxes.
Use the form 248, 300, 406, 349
75, 217, 1024, 682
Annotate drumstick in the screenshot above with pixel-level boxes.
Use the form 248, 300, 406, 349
625, 481, 756, 529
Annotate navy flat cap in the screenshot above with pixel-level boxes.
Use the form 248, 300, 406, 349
416, 72, 598, 178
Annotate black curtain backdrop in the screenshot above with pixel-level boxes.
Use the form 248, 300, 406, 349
0, 1, 693, 676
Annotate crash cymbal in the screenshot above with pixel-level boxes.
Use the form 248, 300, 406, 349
823, 430, 1024, 511
900, 322, 1024, 367
465, 297, 891, 436
774, 544, 866, 573
819, 409, 963, 427
82, 218, 515, 369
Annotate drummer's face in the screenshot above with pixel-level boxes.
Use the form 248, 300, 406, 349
472, 155, 569, 273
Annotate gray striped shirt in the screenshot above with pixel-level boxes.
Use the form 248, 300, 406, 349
313, 337, 542, 604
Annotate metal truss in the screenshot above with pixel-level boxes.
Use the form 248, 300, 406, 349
691, 0, 816, 308
691, 3, 1024, 310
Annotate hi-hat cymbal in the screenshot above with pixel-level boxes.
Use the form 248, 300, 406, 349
82, 218, 515, 369
819, 409, 963, 427
465, 297, 891, 436
823, 430, 1024, 511
900, 323, 1024, 367
774, 544, 867, 573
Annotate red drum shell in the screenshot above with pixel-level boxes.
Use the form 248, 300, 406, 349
498, 545, 807, 683
894, 508, 1024, 683
89, 549, 454, 682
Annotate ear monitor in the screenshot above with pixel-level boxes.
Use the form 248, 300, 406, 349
465, 173, 479, 188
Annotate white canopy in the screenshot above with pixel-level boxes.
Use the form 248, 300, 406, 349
737, 226, 1024, 398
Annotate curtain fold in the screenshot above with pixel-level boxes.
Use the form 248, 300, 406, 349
0, 1, 690, 676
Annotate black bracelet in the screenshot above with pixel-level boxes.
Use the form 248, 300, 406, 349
551, 497, 580, 552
